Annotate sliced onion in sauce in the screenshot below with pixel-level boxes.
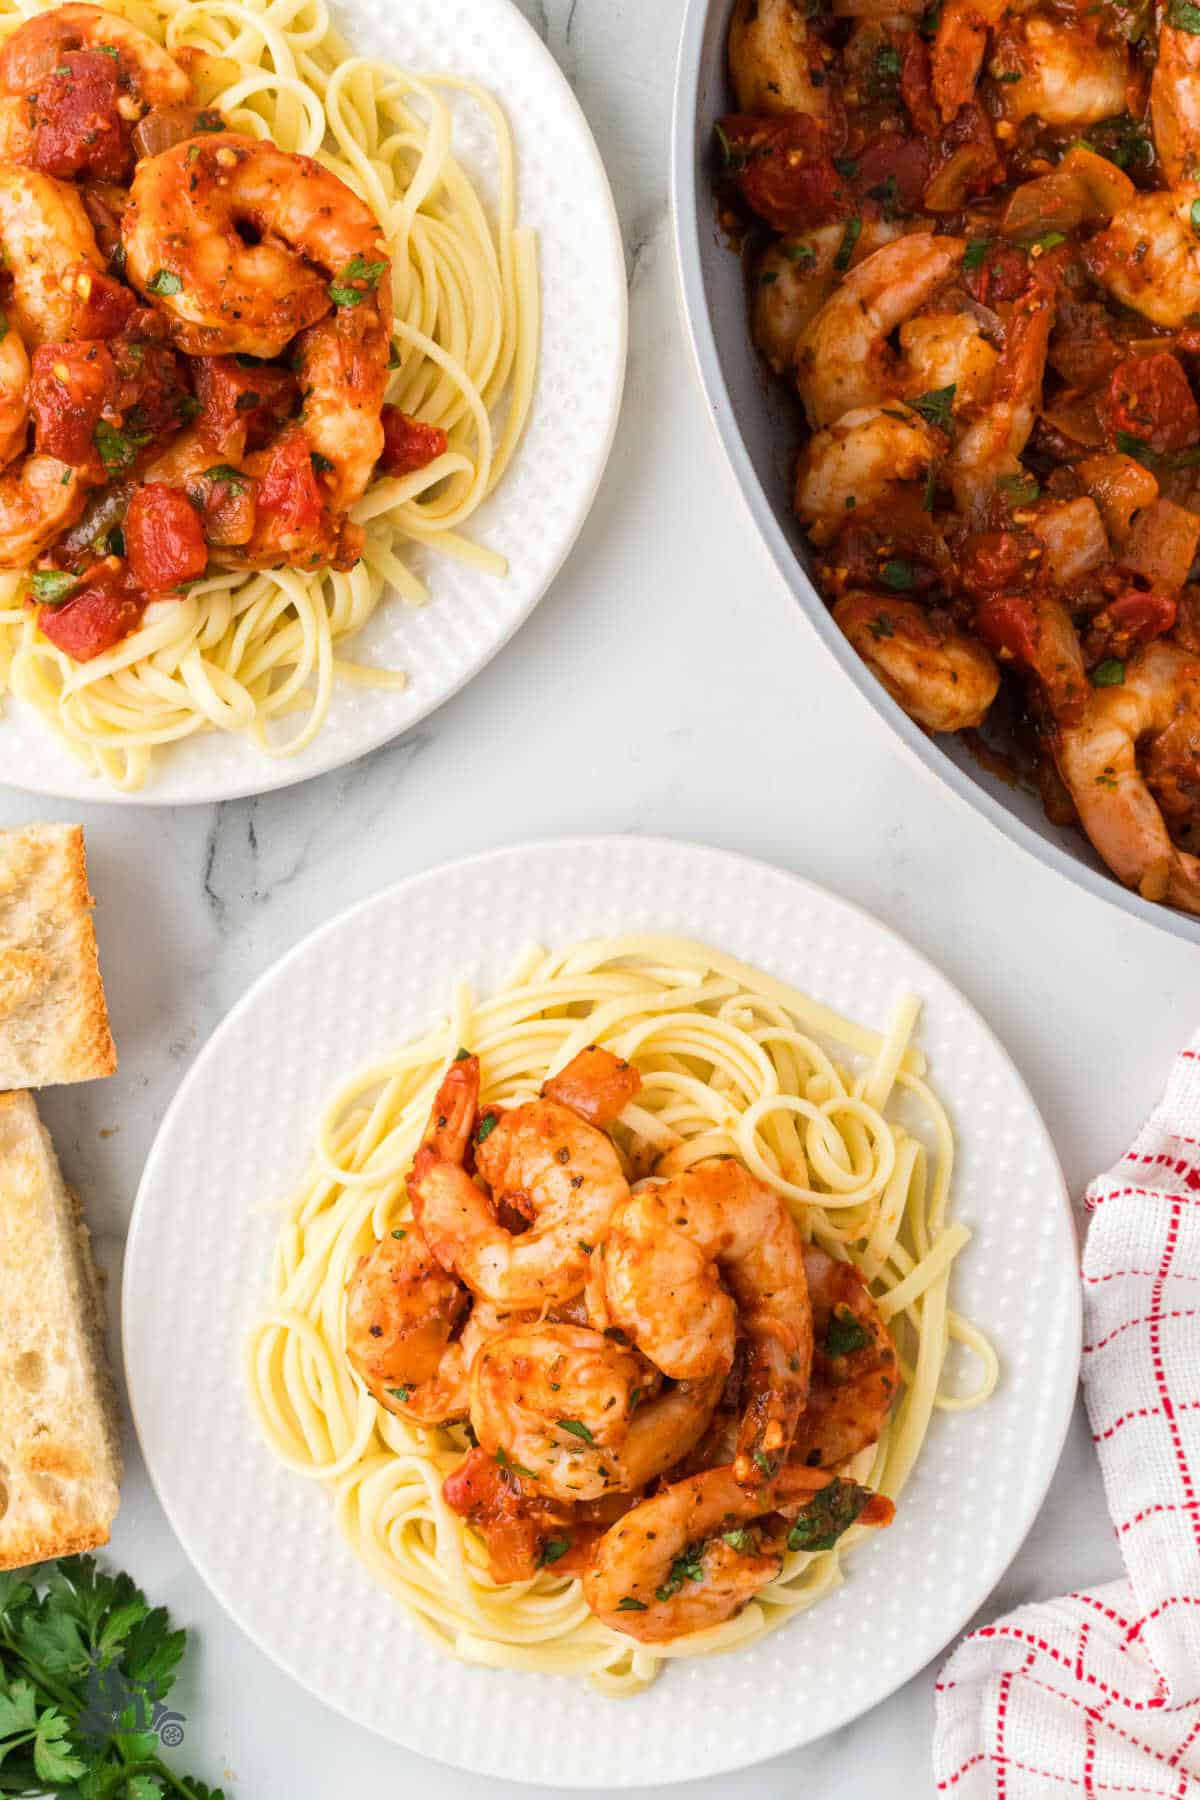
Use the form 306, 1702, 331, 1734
57, 482, 134, 557
131, 105, 227, 160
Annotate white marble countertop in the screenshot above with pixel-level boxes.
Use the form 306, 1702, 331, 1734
3, 0, 1199, 1793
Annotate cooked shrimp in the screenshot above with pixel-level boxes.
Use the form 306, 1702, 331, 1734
899, 314, 999, 413
949, 283, 1054, 518
0, 455, 84, 567
990, 16, 1128, 129
795, 405, 939, 543
833, 593, 1000, 734
1055, 642, 1200, 913
470, 1321, 723, 1502
728, 0, 831, 118
344, 1224, 470, 1422
753, 223, 907, 375
123, 134, 391, 358
411, 1049, 632, 1307
791, 1247, 898, 1468
1152, 15, 1200, 190
0, 315, 30, 469
930, 0, 1006, 122
1088, 188, 1200, 329
0, 5, 189, 106
583, 1465, 894, 1644
586, 1160, 812, 1483
0, 168, 103, 346
292, 307, 391, 511
795, 234, 965, 429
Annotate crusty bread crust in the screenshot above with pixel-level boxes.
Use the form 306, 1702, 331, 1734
0, 1090, 121, 1570
0, 824, 116, 1089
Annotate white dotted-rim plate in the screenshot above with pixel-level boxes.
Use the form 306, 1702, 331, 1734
122, 837, 1080, 1785
4, 0, 627, 806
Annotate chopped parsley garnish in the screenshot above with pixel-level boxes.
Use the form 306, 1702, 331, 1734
963, 237, 991, 272
454, 1046, 471, 1061
557, 1418, 595, 1445
753, 1448, 774, 1476
832, 156, 859, 178
204, 464, 246, 492
540, 1538, 571, 1566
93, 418, 151, 473
866, 173, 900, 218
390, 1227, 407, 1239
1115, 429, 1153, 464
997, 471, 1041, 505
386, 1385, 411, 1403
147, 268, 182, 296
329, 255, 388, 308
655, 1547, 705, 1602
577, 1240, 594, 1254
1091, 657, 1126, 687
875, 44, 902, 81
1031, 230, 1067, 252
1169, 0, 1200, 32
880, 559, 915, 591
310, 450, 335, 474
1191, 198, 1200, 236
495, 1446, 537, 1480
29, 569, 78, 605
787, 1478, 872, 1553
833, 216, 862, 271
824, 1305, 874, 1357
722, 1529, 753, 1553
616, 1597, 647, 1611
476, 1111, 499, 1144
760, 269, 779, 285
909, 384, 956, 432
783, 240, 817, 265
868, 612, 894, 640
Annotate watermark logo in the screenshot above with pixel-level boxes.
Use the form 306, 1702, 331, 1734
77, 1655, 186, 1750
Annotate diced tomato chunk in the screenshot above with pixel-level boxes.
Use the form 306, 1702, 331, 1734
31, 50, 129, 183
964, 244, 1030, 306
379, 405, 448, 477
193, 356, 298, 456
854, 133, 931, 217
257, 428, 322, 532
1105, 354, 1200, 454
960, 531, 1040, 599
36, 561, 145, 663
124, 484, 208, 593
1099, 586, 1179, 647
29, 342, 115, 468
717, 113, 846, 233
70, 266, 138, 341
973, 592, 1042, 664
442, 1448, 564, 1584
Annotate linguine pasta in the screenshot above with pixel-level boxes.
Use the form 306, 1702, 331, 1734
0, 0, 539, 788
247, 934, 996, 1695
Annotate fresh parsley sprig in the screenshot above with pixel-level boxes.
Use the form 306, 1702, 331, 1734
0, 1557, 229, 1798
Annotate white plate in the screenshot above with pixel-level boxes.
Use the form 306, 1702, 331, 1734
122, 837, 1080, 1786
6, 0, 626, 806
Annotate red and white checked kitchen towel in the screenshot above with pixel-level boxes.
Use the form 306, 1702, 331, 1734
933, 1036, 1200, 1797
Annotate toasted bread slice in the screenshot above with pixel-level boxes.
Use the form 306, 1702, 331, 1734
0, 823, 116, 1089
0, 1091, 121, 1570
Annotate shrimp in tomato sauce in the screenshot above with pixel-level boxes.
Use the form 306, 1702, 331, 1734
717, 0, 1200, 917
